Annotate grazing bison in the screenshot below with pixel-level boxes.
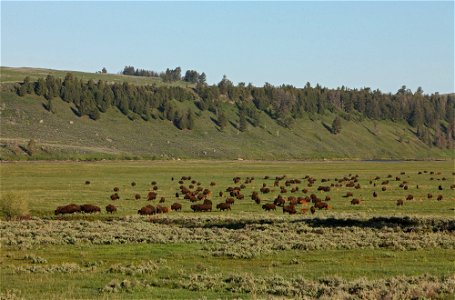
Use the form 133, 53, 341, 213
135, 194, 141, 200
138, 205, 155, 215
156, 205, 171, 214
131, 182, 136, 187
226, 197, 235, 205
343, 192, 353, 198
262, 203, 276, 211
314, 201, 330, 209
351, 198, 361, 205
427, 193, 433, 199
55, 204, 80, 215
113, 187, 119, 192
396, 199, 404, 206
147, 192, 157, 201
283, 204, 297, 214
159, 197, 166, 203
381, 186, 387, 191
110, 193, 120, 200
310, 206, 316, 214
437, 195, 443, 201
216, 203, 231, 211
191, 204, 212, 212
85, 180, 90, 185
80, 204, 101, 213
373, 191, 378, 198
106, 204, 117, 213
171, 202, 182, 211
406, 194, 414, 200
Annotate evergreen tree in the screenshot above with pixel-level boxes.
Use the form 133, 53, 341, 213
218, 110, 228, 130
186, 109, 195, 130
331, 116, 342, 134
102, 67, 107, 74
46, 98, 56, 113
198, 72, 207, 84
239, 109, 247, 132
35, 78, 47, 96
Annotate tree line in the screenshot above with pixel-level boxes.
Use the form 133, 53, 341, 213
122, 66, 206, 84
15, 73, 454, 148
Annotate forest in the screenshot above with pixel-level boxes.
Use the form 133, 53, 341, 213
15, 67, 455, 149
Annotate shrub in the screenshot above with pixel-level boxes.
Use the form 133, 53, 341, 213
0, 192, 30, 220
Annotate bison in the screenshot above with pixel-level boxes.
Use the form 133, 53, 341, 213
283, 204, 297, 214
351, 198, 361, 205
55, 204, 80, 215
138, 205, 155, 215
216, 203, 231, 211
262, 203, 276, 211
171, 202, 182, 211
106, 204, 117, 213
80, 204, 101, 213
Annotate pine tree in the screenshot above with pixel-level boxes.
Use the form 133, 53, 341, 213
186, 109, 194, 130
218, 110, 228, 130
35, 78, 47, 96
331, 116, 342, 134
239, 110, 247, 132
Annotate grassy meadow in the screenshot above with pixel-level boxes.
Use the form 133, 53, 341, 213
1, 160, 454, 299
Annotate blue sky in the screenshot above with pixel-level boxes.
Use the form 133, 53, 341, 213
1, 1, 454, 94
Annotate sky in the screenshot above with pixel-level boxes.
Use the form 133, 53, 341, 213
1, 1, 454, 94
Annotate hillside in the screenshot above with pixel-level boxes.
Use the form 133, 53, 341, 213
0, 66, 193, 88
1, 91, 452, 161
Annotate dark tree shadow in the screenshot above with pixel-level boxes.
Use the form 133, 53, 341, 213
321, 121, 333, 134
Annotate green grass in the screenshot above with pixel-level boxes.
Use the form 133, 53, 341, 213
1, 91, 453, 160
1, 160, 454, 299
2, 244, 453, 299
0, 160, 453, 217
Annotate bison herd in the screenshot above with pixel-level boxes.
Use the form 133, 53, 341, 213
53, 170, 453, 216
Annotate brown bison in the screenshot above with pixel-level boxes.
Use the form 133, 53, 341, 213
351, 198, 361, 205
138, 205, 155, 215
110, 193, 120, 200
396, 199, 404, 206
226, 197, 235, 205
216, 203, 231, 211
81, 204, 101, 213
147, 191, 157, 201
106, 204, 117, 213
191, 204, 212, 212
171, 202, 182, 211
437, 195, 443, 201
135, 194, 141, 200
55, 204, 80, 215
283, 204, 297, 214
85, 180, 90, 185
406, 194, 414, 200
262, 203, 276, 211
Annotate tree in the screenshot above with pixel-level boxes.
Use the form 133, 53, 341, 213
35, 78, 47, 96
102, 67, 107, 74
46, 98, 55, 113
186, 109, 195, 130
331, 116, 342, 134
218, 110, 228, 130
239, 110, 247, 132
198, 72, 207, 84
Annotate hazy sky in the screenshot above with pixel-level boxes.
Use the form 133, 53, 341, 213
1, 1, 454, 94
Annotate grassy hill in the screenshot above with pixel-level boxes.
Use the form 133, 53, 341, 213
1, 91, 452, 161
0, 66, 192, 88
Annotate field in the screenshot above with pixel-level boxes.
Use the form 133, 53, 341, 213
1, 160, 454, 299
